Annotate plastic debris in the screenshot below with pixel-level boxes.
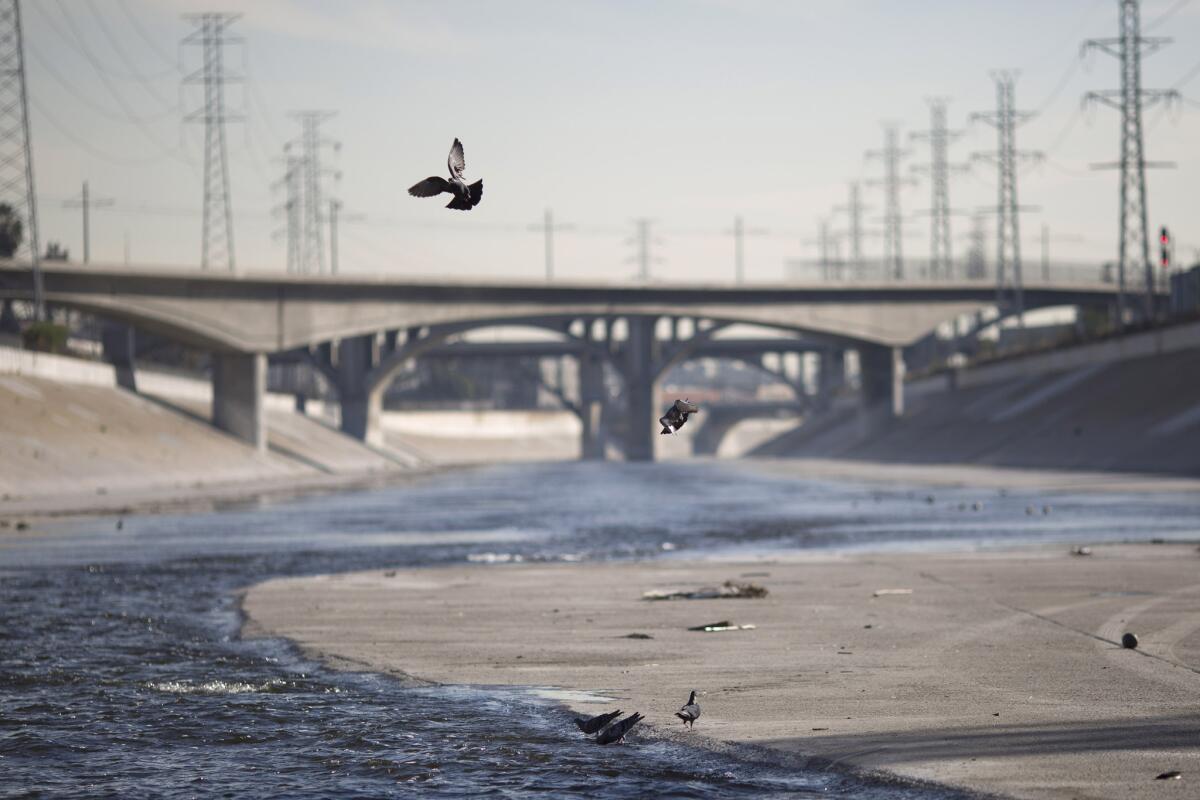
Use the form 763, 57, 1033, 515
643, 581, 768, 601
1071, 546, 1093, 556
687, 620, 757, 632
623, 633, 653, 640
872, 588, 913, 597
1122, 632, 1139, 649
1155, 771, 1182, 780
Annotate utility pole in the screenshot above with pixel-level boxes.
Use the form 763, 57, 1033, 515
528, 208, 573, 281
626, 217, 662, 281
1084, 0, 1178, 322
911, 98, 968, 280
971, 71, 1040, 325
866, 125, 915, 280
833, 182, 867, 279
327, 199, 363, 276
0, 0, 43, 317
183, 13, 241, 272
285, 111, 338, 274
724, 215, 768, 284
63, 181, 114, 264
803, 218, 841, 281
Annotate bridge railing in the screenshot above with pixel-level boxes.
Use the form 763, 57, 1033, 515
783, 258, 1112, 287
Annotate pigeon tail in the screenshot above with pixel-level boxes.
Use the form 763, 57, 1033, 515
445, 193, 474, 211
468, 179, 483, 208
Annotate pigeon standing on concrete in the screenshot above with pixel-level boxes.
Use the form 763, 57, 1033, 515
573, 709, 623, 735
407, 138, 484, 211
675, 691, 701, 728
659, 399, 699, 435
595, 712, 645, 745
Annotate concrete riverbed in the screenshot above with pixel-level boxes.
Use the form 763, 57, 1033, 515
244, 542, 1200, 800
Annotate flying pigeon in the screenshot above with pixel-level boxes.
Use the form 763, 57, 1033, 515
659, 399, 699, 435
407, 138, 484, 211
595, 712, 644, 745
675, 690, 701, 728
573, 709, 623, 735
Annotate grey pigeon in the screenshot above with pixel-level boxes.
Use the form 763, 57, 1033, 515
659, 398, 699, 435
573, 709, 622, 735
595, 712, 644, 745
675, 690, 700, 728
407, 138, 484, 211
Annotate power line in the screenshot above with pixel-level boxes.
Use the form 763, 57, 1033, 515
115, 0, 179, 70
81, 0, 178, 98
26, 43, 177, 125
1145, 0, 1193, 30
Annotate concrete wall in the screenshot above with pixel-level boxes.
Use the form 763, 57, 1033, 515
755, 321, 1200, 475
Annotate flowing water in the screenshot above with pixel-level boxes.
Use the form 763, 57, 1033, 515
3, 461, 1199, 798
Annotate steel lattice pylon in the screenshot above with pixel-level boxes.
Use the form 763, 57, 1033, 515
183, 13, 241, 272
284, 111, 337, 275
866, 126, 914, 281
0, 0, 42, 317
1084, 0, 1177, 322
972, 71, 1039, 323
911, 98, 966, 280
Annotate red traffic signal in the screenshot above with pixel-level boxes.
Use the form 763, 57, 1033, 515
1159, 226, 1170, 269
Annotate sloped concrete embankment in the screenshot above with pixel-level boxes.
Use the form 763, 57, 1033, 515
753, 321, 1200, 475
0, 346, 421, 515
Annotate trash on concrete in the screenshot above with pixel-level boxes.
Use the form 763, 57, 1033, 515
872, 588, 913, 597
1122, 632, 1139, 649
1155, 771, 1182, 780
687, 620, 757, 632
643, 580, 768, 601
1071, 546, 1093, 556
623, 633, 654, 639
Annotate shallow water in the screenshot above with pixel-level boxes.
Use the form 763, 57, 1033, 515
3, 461, 1198, 798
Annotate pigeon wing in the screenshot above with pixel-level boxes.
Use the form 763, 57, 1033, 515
579, 709, 622, 734
409, 177, 451, 197
596, 712, 643, 744
675, 399, 699, 414
448, 138, 466, 179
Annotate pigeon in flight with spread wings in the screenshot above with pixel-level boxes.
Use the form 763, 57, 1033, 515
659, 399, 699, 435
407, 138, 484, 211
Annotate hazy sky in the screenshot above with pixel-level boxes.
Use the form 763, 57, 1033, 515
24, 0, 1200, 282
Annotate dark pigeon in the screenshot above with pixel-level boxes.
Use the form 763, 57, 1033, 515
595, 712, 644, 745
659, 398, 699, 435
407, 138, 484, 211
573, 709, 622, 735
675, 690, 700, 728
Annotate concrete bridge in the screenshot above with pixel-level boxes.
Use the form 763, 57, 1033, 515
0, 261, 1121, 460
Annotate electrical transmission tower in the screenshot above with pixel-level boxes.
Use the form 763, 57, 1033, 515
272, 156, 302, 273
528, 209, 573, 281
833, 182, 867, 279
0, 0, 42, 318
866, 125, 915, 281
183, 13, 241, 272
285, 111, 339, 275
724, 215, 768, 284
804, 218, 840, 281
1084, 0, 1178, 322
911, 98, 967, 280
627, 218, 662, 281
971, 71, 1040, 323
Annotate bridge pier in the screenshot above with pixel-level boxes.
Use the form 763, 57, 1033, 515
859, 345, 904, 418
101, 323, 137, 391
212, 352, 266, 451
336, 334, 384, 447
578, 348, 608, 460
816, 348, 845, 409
620, 316, 658, 462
